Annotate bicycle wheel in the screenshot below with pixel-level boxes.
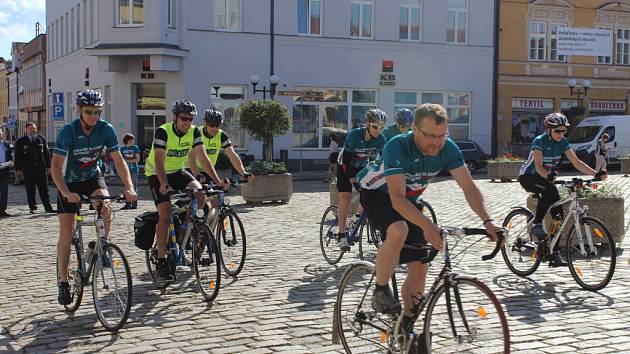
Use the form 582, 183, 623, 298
358, 220, 380, 261
566, 216, 616, 292
416, 199, 438, 224
336, 262, 389, 353
216, 209, 246, 277
56, 238, 84, 312
501, 208, 541, 277
92, 243, 133, 332
422, 276, 510, 354
320, 205, 345, 265
192, 224, 222, 301
145, 241, 171, 289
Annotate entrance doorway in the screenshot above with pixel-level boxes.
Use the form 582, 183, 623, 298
135, 83, 166, 153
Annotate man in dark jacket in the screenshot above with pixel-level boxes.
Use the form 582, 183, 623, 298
14, 122, 54, 213
0, 129, 13, 217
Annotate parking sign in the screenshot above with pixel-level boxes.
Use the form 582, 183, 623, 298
52, 92, 65, 121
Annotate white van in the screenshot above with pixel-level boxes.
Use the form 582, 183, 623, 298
566, 115, 630, 167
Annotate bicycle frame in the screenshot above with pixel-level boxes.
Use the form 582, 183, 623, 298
72, 201, 111, 285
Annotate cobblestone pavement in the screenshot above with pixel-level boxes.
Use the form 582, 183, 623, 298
0, 173, 629, 353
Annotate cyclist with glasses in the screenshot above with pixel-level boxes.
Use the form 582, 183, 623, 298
336, 109, 387, 251
52, 89, 137, 305
356, 103, 501, 331
382, 108, 414, 141
518, 112, 607, 267
144, 99, 228, 280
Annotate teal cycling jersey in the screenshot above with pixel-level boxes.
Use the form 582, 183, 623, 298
382, 124, 402, 141
53, 118, 119, 183
339, 127, 386, 170
357, 133, 464, 201
519, 133, 570, 176
120, 145, 140, 172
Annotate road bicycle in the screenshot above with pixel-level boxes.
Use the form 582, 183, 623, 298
334, 226, 509, 353
57, 195, 132, 332
144, 185, 222, 301
502, 177, 616, 291
320, 198, 437, 265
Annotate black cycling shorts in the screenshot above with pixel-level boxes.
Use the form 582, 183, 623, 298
336, 164, 360, 193
57, 175, 108, 214
148, 170, 196, 205
360, 188, 430, 264
328, 152, 339, 164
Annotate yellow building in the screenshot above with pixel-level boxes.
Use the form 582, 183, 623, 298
0, 61, 8, 127
498, 0, 630, 155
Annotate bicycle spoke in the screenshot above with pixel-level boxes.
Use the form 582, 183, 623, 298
567, 217, 616, 291
92, 244, 132, 332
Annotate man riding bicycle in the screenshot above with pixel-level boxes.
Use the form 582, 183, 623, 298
336, 109, 387, 251
518, 112, 607, 267
357, 103, 501, 333
144, 99, 228, 281
382, 108, 414, 141
52, 90, 137, 305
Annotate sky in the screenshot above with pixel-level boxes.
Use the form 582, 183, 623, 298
0, 0, 46, 61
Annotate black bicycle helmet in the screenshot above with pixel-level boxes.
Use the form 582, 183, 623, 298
172, 99, 197, 116
395, 108, 414, 127
76, 90, 104, 107
543, 112, 570, 129
366, 109, 387, 125
204, 108, 223, 125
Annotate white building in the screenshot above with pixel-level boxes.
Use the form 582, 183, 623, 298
46, 0, 496, 168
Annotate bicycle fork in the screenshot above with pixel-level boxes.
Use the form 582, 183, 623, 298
572, 208, 598, 257
444, 275, 475, 345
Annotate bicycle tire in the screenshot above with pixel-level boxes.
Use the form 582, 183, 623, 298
92, 243, 133, 332
145, 242, 172, 289
57, 240, 84, 313
320, 205, 345, 265
335, 261, 389, 353
566, 216, 616, 292
215, 209, 246, 277
358, 220, 380, 262
422, 276, 510, 354
192, 224, 222, 301
501, 208, 541, 277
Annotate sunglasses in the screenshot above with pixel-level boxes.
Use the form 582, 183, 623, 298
552, 129, 567, 134
178, 115, 194, 122
83, 109, 102, 116
369, 124, 384, 130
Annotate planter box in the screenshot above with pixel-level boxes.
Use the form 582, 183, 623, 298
487, 161, 523, 182
620, 158, 630, 175
526, 196, 624, 245
241, 173, 293, 203
329, 180, 360, 217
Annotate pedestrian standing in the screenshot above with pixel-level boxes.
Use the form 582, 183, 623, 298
324, 133, 339, 183
595, 133, 609, 172
0, 129, 13, 217
14, 122, 55, 213
120, 133, 140, 209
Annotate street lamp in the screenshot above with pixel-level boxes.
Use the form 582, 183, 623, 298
567, 78, 590, 107
249, 74, 280, 100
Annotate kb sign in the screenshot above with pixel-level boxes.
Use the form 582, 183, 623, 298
52, 92, 65, 121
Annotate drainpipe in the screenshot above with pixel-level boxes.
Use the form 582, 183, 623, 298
491, 0, 501, 157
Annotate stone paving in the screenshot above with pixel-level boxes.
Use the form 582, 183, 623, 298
0, 172, 629, 353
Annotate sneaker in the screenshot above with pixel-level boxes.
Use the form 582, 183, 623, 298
44, 205, 56, 213
408, 331, 430, 354
157, 261, 174, 281
29, 209, 36, 214
531, 224, 548, 241
549, 248, 568, 267
372, 285, 402, 315
58, 281, 72, 305
337, 237, 350, 251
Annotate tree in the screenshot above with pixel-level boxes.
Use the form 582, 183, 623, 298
238, 99, 290, 161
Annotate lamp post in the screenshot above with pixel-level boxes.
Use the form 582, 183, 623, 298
249, 74, 280, 100
567, 78, 591, 108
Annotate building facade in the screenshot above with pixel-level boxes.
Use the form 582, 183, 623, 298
19, 34, 48, 137
0, 59, 8, 130
8, 42, 26, 142
47, 0, 496, 167
498, 0, 630, 156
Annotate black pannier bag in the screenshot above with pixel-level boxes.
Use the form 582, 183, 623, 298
134, 211, 159, 250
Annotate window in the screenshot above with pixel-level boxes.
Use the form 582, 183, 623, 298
598, 27, 612, 64
168, 0, 176, 28
617, 28, 630, 65
528, 21, 546, 61
117, 0, 144, 26
447, 0, 467, 44
104, 86, 111, 122
550, 23, 566, 62
400, 0, 421, 41
298, 0, 321, 35
215, 0, 242, 32
350, 0, 373, 38
211, 86, 248, 149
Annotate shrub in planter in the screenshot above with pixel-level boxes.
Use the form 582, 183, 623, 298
239, 100, 290, 162
241, 160, 292, 203
487, 153, 524, 182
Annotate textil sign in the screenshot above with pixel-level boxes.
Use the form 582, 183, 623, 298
557, 27, 612, 57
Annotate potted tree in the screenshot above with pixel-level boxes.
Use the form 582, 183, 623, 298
239, 100, 292, 203
487, 153, 524, 182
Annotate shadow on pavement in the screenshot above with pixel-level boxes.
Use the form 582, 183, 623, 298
287, 263, 346, 312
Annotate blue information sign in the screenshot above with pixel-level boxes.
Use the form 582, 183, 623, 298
52, 92, 65, 121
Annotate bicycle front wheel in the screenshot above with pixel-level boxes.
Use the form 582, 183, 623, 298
335, 262, 389, 353
192, 224, 222, 301
422, 277, 510, 354
566, 216, 616, 291
56, 240, 84, 312
92, 243, 133, 332
501, 208, 541, 277
320, 205, 344, 265
216, 209, 246, 277
358, 220, 380, 262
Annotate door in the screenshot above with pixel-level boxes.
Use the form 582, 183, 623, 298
137, 111, 166, 152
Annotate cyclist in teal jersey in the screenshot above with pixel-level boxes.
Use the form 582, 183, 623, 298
518, 112, 607, 267
382, 108, 414, 141
51, 90, 137, 305
336, 109, 387, 251
357, 103, 501, 332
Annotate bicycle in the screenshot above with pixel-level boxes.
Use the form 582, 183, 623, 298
320, 198, 437, 265
144, 185, 222, 301
334, 227, 509, 353
56, 195, 133, 332
501, 177, 616, 291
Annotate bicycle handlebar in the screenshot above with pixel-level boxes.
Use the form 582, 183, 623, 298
79, 194, 126, 203
554, 177, 601, 186
420, 227, 506, 264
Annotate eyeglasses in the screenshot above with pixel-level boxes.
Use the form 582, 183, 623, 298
418, 128, 448, 140
178, 115, 194, 122
552, 129, 567, 134
369, 124, 384, 131
83, 109, 102, 116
